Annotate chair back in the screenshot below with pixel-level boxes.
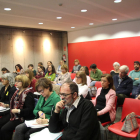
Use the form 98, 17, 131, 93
95, 81, 102, 89
101, 71, 106, 74
71, 73, 76, 80
121, 98, 140, 124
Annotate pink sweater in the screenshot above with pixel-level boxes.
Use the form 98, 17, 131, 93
92, 87, 116, 122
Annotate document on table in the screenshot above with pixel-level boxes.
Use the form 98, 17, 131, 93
25, 119, 49, 128
29, 128, 62, 140
0, 106, 10, 112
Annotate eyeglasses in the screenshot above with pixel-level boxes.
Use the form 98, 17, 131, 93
59, 93, 73, 97
75, 76, 81, 79
15, 80, 22, 83
38, 90, 44, 93
2, 78, 8, 81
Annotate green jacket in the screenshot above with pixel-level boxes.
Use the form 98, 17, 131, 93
90, 68, 102, 81
45, 73, 56, 81
33, 91, 60, 119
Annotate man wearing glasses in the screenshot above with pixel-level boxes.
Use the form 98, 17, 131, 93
49, 82, 100, 140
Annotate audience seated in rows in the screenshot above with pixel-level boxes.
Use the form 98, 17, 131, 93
74, 71, 88, 98
45, 61, 52, 75
90, 64, 102, 87
45, 65, 56, 81
113, 65, 133, 105
28, 64, 36, 77
49, 82, 100, 140
13, 64, 24, 75
38, 62, 45, 73
71, 59, 81, 73
0, 73, 17, 130
25, 69, 37, 92
56, 60, 64, 76
110, 62, 120, 78
128, 61, 140, 98
53, 64, 71, 86
35, 65, 45, 79
13, 78, 60, 140
0, 67, 10, 83
92, 74, 116, 123
0, 75, 35, 140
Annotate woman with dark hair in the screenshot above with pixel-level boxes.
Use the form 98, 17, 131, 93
45, 61, 52, 74
92, 74, 116, 123
1, 67, 10, 74
25, 69, 37, 92
0, 75, 35, 140
13, 78, 60, 140
13, 64, 24, 75
28, 64, 36, 77
35, 65, 45, 79
45, 65, 56, 81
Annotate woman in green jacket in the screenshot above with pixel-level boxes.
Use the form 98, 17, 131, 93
13, 78, 60, 140
45, 65, 56, 81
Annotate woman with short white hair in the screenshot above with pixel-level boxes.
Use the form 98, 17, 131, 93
110, 62, 120, 78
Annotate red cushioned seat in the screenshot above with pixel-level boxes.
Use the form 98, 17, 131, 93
71, 73, 76, 80
95, 81, 102, 89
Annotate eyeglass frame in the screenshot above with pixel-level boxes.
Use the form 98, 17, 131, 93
59, 92, 74, 98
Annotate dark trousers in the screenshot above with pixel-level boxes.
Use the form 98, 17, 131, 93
98, 112, 111, 123
116, 94, 128, 106
0, 120, 22, 140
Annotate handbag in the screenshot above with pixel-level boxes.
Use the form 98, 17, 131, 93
121, 112, 140, 133
89, 86, 97, 97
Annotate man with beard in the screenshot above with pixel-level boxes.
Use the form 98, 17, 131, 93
113, 65, 133, 105
49, 82, 100, 140
129, 61, 140, 98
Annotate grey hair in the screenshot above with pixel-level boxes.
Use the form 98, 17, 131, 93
1, 73, 15, 87
113, 62, 120, 67
119, 65, 129, 74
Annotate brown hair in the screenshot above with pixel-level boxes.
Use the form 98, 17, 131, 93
25, 69, 34, 82
101, 74, 115, 90
74, 59, 79, 64
35, 77, 53, 92
15, 75, 30, 88
61, 64, 68, 72
76, 71, 87, 85
80, 66, 89, 76
38, 65, 44, 71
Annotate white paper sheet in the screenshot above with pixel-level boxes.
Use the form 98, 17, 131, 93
0, 106, 10, 112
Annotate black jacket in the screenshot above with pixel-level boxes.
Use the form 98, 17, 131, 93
49, 96, 100, 140
0, 85, 17, 104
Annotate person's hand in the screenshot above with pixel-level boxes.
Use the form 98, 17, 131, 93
137, 95, 140, 100
36, 118, 49, 124
38, 111, 45, 119
53, 81, 56, 84
97, 112, 99, 116
11, 109, 19, 114
0, 102, 6, 107
129, 76, 132, 78
54, 100, 65, 113
135, 78, 139, 80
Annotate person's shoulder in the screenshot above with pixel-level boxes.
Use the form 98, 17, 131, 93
109, 89, 116, 95
9, 86, 17, 92
97, 68, 102, 72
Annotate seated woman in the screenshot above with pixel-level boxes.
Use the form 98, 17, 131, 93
53, 64, 71, 85
35, 65, 45, 79
0, 73, 17, 129
73, 66, 91, 87
45, 61, 53, 75
45, 65, 56, 81
110, 62, 120, 78
1, 67, 10, 74
13, 64, 24, 75
28, 64, 36, 77
25, 69, 37, 92
56, 60, 64, 75
75, 71, 88, 98
71, 59, 81, 73
0, 75, 35, 140
13, 77, 61, 140
92, 74, 116, 123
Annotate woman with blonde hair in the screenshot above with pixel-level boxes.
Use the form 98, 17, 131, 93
71, 59, 81, 73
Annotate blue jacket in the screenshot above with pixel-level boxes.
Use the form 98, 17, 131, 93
113, 75, 133, 96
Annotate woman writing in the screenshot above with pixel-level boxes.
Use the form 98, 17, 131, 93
92, 74, 116, 123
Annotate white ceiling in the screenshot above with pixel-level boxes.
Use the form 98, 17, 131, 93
0, 0, 140, 31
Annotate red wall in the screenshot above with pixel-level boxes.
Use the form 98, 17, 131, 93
68, 36, 140, 73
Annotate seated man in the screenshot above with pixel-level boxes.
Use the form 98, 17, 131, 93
113, 65, 133, 105
129, 61, 140, 98
90, 64, 102, 87
49, 82, 100, 140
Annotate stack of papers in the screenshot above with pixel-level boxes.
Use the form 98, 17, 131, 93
25, 119, 49, 128
34, 92, 41, 95
29, 128, 62, 140
0, 106, 10, 112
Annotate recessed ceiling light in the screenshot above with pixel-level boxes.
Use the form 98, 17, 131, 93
38, 23, 43, 24
56, 17, 62, 19
4, 8, 11, 11
81, 9, 87, 12
71, 27, 75, 28
112, 18, 117, 21
89, 23, 94, 25
114, 0, 122, 3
